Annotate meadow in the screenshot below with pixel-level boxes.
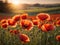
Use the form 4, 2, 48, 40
12, 7, 60, 15
0, 6, 60, 15
0, 4, 60, 45
0, 13, 60, 45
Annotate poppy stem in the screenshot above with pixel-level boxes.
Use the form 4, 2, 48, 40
22, 43, 25, 45
56, 41, 60, 45
44, 32, 48, 45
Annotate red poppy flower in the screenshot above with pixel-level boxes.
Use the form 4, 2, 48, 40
12, 15, 20, 22
10, 30, 13, 33
7, 19, 17, 27
41, 24, 55, 32
13, 30, 20, 34
1, 19, 7, 24
36, 13, 50, 21
38, 23, 43, 29
10, 30, 19, 35
32, 20, 40, 25
56, 35, 60, 41
19, 34, 30, 43
53, 22, 56, 26
56, 20, 60, 26
56, 17, 60, 21
20, 13, 28, 20
20, 20, 33, 31
1, 23, 8, 29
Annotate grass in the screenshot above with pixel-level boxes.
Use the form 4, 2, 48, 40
0, 25, 60, 45
0, 12, 60, 45
0, 6, 60, 45
13, 7, 60, 13
0, 7, 60, 16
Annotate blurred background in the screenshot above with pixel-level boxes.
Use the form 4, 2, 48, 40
0, 0, 60, 16
0, 1, 60, 45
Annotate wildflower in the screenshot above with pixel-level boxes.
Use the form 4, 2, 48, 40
10, 30, 13, 33
56, 17, 60, 21
1, 23, 8, 29
38, 24, 42, 29
10, 30, 19, 35
13, 30, 20, 34
1, 19, 7, 24
20, 20, 33, 31
56, 20, 60, 26
7, 19, 17, 27
20, 13, 28, 20
12, 15, 20, 22
56, 35, 60, 41
41, 24, 55, 32
32, 20, 40, 26
19, 34, 30, 43
36, 13, 50, 21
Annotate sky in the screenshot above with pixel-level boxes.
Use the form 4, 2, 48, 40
1, 0, 60, 4
18, 0, 60, 4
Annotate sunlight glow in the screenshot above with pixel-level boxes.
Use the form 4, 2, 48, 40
11, 0, 20, 5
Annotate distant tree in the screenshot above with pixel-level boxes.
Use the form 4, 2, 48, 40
0, 1, 12, 13
33, 3, 40, 7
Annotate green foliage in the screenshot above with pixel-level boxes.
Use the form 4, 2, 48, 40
0, 26, 60, 45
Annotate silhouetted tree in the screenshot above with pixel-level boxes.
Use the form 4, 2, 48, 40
0, 1, 12, 13
33, 3, 40, 7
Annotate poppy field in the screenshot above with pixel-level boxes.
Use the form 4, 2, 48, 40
0, 13, 60, 45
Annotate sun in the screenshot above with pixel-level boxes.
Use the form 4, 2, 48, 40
11, 0, 20, 5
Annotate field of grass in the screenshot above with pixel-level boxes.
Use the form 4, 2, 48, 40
0, 6, 60, 16
0, 14, 60, 45
0, 25, 60, 45
14, 7, 60, 12
12, 7, 60, 15
0, 3, 60, 45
